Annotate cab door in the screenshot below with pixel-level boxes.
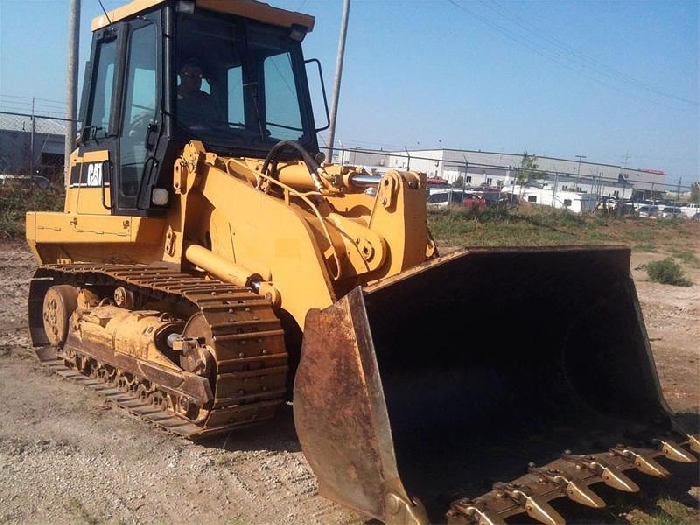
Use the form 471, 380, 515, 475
68, 25, 120, 216
71, 15, 163, 217
117, 18, 160, 213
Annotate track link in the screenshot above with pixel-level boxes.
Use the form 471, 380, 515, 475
30, 263, 288, 439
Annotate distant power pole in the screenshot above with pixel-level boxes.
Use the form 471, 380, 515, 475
65, 0, 81, 186
326, 0, 350, 162
622, 152, 630, 170
575, 154, 586, 191
30, 98, 36, 178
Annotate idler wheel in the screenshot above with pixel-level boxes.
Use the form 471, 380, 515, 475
42, 285, 78, 346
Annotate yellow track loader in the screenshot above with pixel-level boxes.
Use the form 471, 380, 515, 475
26, 1, 698, 523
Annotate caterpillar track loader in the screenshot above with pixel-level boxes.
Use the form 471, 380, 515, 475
26, 1, 698, 523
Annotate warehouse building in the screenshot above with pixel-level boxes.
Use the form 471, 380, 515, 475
0, 113, 66, 182
334, 147, 666, 200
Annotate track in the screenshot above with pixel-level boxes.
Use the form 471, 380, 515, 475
29, 263, 288, 438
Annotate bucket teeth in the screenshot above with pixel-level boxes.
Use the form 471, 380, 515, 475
448, 435, 695, 525
655, 439, 697, 463
611, 447, 670, 477
561, 455, 640, 492
496, 485, 565, 525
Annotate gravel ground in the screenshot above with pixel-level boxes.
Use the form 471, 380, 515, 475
0, 242, 698, 524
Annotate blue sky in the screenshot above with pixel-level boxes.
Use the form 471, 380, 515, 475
1, 0, 697, 183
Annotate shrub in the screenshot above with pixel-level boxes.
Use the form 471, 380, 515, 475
646, 258, 692, 287
0, 186, 64, 238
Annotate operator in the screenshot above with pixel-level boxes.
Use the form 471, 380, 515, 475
177, 58, 224, 129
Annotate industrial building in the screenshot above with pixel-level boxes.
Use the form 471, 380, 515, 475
0, 113, 66, 182
334, 147, 666, 200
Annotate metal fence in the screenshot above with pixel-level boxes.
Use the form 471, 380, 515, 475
0, 111, 69, 184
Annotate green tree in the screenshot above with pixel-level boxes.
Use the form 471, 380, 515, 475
691, 182, 700, 204
518, 152, 545, 182
452, 175, 464, 188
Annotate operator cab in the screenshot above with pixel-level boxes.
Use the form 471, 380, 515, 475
174, 11, 318, 154
76, 0, 322, 216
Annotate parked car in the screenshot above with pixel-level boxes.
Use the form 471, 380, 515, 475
603, 198, 618, 210
0, 174, 52, 190
680, 203, 700, 218
462, 192, 486, 209
637, 205, 659, 218
427, 189, 464, 208
660, 206, 682, 219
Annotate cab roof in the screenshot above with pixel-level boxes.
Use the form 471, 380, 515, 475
91, 0, 315, 32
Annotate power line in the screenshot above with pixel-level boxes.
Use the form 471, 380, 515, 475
0, 110, 78, 122
484, 0, 698, 107
445, 0, 695, 112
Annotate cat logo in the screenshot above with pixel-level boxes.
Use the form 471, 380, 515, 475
70, 161, 109, 188
86, 163, 103, 187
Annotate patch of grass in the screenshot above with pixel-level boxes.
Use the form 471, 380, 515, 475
634, 243, 658, 253
428, 206, 700, 255
0, 186, 64, 238
646, 258, 693, 287
631, 497, 697, 525
670, 249, 700, 268
64, 498, 100, 525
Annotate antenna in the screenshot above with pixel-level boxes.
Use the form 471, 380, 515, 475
97, 0, 113, 24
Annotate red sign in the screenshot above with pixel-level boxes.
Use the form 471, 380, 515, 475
641, 169, 665, 176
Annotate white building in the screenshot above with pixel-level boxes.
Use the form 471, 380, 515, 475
333, 147, 665, 199
508, 184, 598, 214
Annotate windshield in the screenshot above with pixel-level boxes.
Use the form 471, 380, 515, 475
175, 12, 316, 156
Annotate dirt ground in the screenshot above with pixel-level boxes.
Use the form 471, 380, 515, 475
0, 241, 698, 525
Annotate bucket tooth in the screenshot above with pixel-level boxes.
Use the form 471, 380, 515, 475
655, 439, 697, 463
528, 466, 605, 509
449, 500, 506, 525
564, 480, 606, 509
611, 447, 670, 477
598, 464, 640, 492
497, 486, 565, 525
521, 494, 566, 525
687, 434, 700, 454
561, 455, 639, 492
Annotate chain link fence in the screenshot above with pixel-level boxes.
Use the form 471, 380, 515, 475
0, 111, 68, 185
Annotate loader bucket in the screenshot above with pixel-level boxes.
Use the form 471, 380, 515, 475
294, 246, 673, 524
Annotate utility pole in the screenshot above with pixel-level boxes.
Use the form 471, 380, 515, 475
462, 156, 469, 191
575, 155, 586, 191
676, 177, 682, 203
29, 98, 36, 178
326, 0, 350, 162
65, 0, 81, 186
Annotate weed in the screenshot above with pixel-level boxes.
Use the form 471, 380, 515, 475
634, 244, 658, 253
670, 250, 700, 268
429, 206, 700, 256
646, 258, 693, 287
65, 497, 100, 525
630, 497, 697, 525
0, 186, 64, 238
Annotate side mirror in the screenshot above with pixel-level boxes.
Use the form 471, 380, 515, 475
305, 59, 329, 132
